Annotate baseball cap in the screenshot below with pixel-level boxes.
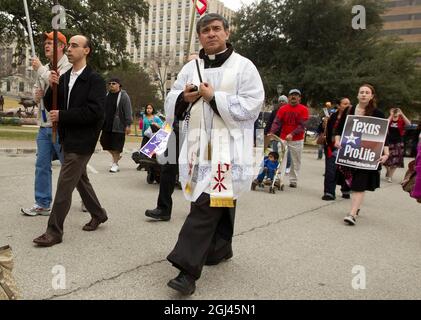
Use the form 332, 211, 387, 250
288, 89, 301, 96
278, 95, 288, 103
108, 78, 122, 86
44, 31, 67, 45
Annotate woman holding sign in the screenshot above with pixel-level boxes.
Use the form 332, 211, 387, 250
335, 84, 390, 226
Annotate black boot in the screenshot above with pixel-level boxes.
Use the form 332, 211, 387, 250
145, 207, 171, 221
167, 271, 196, 295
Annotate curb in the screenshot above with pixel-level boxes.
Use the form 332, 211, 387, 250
0, 148, 37, 155
0, 147, 104, 155
0, 145, 320, 155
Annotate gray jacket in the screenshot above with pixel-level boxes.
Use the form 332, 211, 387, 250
108, 89, 133, 133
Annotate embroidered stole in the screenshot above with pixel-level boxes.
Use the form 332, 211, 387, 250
184, 56, 240, 207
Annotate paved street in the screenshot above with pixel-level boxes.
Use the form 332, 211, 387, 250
0, 142, 420, 300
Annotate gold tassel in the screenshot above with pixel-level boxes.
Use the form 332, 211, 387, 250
210, 197, 235, 208
208, 143, 212, 161
185, 183, 192, 195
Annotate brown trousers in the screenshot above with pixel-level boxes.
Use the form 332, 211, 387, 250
167, 193, 236, 279
47, 152, 107, 238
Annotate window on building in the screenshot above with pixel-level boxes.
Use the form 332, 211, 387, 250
383, 27, 421, 35
383, 14, 412, 22
167, 73, 172, 80
6, 81, 10, 92
19, 82, 24, 92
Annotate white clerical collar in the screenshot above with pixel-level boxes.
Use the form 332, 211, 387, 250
71, 65, 87, 76
207, 48, 229, 61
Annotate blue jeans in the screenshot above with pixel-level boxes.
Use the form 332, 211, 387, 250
35, 127, 63, 208
323, 148, 350, 198
257, 168, 276, 182
272, 141, 291, 169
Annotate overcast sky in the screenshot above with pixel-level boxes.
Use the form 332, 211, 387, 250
220, 0, 258, 11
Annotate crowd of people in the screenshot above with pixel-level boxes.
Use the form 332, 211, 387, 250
15, 13, 421, 296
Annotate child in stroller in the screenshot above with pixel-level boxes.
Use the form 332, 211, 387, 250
252, 151, 281, 192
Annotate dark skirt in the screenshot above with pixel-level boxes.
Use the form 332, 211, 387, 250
100, 131, 125, 152
385, 142, 404, 168
337, 166, 380, 192
350, 168, 380, 192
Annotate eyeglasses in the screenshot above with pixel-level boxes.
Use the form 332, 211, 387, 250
66, 43, 81, 49
108, 82, 117, 85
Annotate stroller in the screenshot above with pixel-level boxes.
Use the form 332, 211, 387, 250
253, 136, 289, 194
131, 143, 161, 184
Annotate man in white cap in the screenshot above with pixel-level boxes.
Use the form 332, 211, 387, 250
269, 89, 309, 188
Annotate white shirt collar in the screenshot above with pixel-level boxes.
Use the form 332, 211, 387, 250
71, 65, 87, 77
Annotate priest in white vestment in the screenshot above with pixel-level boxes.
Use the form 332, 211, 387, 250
165, 13, 265, 295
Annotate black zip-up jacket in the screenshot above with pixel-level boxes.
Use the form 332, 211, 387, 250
44, 65, 106, 154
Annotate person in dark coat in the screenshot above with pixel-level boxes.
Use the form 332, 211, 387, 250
33, 35, 108, 247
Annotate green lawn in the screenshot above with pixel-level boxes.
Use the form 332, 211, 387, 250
0, 130, 37, 140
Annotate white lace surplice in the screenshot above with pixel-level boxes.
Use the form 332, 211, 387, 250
165, 53, 265, 202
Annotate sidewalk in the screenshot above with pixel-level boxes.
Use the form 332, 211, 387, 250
0, 139, 320, 155
0, 139, 142, 154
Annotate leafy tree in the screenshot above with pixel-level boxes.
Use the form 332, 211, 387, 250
231, 0, 421, 115
0, 0, 149, 71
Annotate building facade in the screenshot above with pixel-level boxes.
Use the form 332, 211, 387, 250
0, 44, 33, 98
382, 0, 421, 43
126, 0, 235, 97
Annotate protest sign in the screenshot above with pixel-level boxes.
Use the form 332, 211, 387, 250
336, 115, 389, 170
140, 123, 172, 158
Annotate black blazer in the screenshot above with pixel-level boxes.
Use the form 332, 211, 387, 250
45, 65, 106, 154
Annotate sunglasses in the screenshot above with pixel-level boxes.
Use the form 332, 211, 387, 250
108, 82, 118, 85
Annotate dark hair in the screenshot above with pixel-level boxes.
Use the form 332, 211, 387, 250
145, 103, 156, 115
336, 97, 349, 105
268, 152, 279, 161
359, 84, 377, 116
196, 13, 229, 34
82, 36, 92, 58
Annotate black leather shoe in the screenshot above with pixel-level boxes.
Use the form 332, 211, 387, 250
205, 249, 233, 266
342, 194, 351, 199
145, 208, 171, 221
33, 233, 62, 247
82, 216, 108, 231
167, 271, 196, 295
321, 194, 335, 201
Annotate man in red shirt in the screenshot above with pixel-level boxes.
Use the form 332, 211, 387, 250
269, 89, 309, 188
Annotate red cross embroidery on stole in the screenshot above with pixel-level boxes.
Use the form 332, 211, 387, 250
213, 163, 230, 192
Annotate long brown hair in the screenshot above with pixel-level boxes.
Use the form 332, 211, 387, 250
359, 84, 377, 116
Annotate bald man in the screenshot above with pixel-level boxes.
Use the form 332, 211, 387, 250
33, 35, 108, 247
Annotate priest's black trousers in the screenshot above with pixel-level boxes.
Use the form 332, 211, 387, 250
167, 193, 236, 279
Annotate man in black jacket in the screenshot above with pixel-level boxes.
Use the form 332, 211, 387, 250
33, 35, 108, 247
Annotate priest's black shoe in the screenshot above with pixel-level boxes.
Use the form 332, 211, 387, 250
145, 208, 171, 221
205, 249, 233, 266
167, 271, 196, 295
